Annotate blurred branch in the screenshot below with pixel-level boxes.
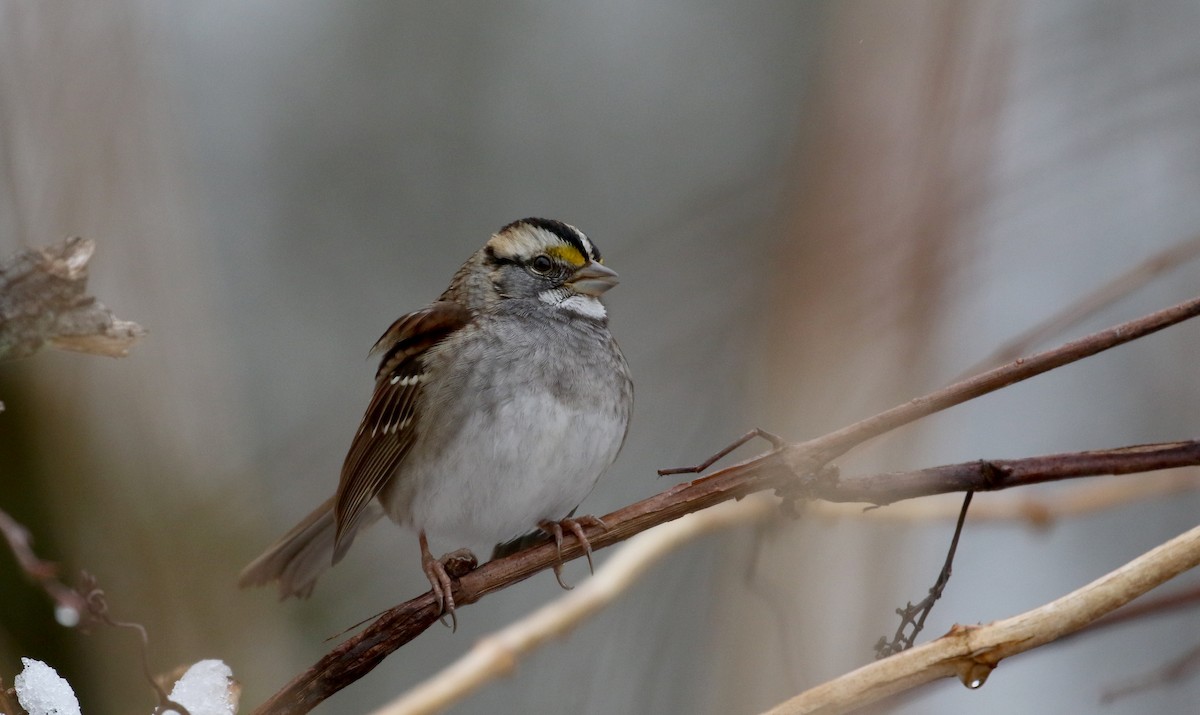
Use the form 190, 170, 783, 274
1100, 642, 1200, 704
0, 506, 89, 626
0, 675, 25, 715
0, 236, 145, 362
254, 293, 1200, 715
957, 232, 1200, 378
760, 522, 1200, 715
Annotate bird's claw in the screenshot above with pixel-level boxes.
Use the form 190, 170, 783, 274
539, 515, 609, 590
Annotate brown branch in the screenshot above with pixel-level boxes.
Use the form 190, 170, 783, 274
812, 467, 1200, 523
0, 676, 25, 715
253, 293, 1200, 715
0, 236, 145, 362
830, 441, 1200, 505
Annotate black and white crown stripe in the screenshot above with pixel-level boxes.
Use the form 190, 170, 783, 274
500, 217, 602, 264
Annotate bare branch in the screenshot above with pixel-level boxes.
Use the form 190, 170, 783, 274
0, 236, 145, 361
760, 522, 1200, 715
828, 442, 1200, 505
812, 468, 1200, 523
253, 294, 1200, 715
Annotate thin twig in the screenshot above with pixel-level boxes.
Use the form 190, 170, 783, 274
253, 294, 1200, 715
254, 443, 1200, 715
658, 428, 786, 476
875, 492, 974, 658
77, 573, 192, 715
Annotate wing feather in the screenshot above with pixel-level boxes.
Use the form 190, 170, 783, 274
333, 301, 470, 557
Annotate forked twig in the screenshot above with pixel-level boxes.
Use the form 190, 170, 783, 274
658, 428, 786, 476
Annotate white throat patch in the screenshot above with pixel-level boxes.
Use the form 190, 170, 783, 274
539, 289, 607, 320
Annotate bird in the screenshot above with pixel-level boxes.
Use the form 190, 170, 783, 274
239, 218, 633, 623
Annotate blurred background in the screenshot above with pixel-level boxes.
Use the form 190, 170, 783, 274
2, 2, 1199, 713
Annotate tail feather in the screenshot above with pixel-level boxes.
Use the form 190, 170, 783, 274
238, 495, 382, 599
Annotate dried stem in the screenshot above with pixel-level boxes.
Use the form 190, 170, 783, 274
253, 293, 1200, 715
874, 492, 973, 658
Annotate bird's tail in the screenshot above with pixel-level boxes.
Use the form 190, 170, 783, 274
238, 495, 382, 599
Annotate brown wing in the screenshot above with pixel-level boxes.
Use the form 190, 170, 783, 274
332, 300, 471, 560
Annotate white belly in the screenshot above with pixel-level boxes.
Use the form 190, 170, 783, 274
393, 391, 623, 550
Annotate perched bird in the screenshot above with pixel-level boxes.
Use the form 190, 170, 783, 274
239, 218, 633, 621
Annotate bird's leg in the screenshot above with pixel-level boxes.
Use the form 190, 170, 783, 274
419, 530, 477, 631
538, 515, 609, 590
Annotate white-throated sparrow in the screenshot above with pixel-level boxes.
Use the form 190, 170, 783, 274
239, 218, 632, 620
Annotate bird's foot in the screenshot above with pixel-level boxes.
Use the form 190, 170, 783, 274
538, 515, 609, 590
419, 531, 477, 631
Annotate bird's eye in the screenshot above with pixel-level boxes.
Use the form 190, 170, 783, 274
530, 255, 553, 275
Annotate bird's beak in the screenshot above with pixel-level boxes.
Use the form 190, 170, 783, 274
567, 262, 619, 297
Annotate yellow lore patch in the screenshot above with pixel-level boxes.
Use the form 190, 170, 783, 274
545, 243, 586, 268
